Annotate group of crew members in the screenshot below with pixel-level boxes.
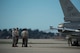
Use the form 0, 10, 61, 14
12, 28, 28, 47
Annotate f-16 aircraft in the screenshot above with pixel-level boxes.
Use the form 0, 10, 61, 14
59, 0, 80, 46
58, 0, 80, 32
50, 0, 80, 46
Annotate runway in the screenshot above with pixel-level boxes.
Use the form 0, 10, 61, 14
0, 39, 80, 53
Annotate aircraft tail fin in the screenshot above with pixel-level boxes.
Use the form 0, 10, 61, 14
59, 0, 80, 17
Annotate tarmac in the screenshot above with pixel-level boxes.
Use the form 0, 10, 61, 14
0, 39, 80, 53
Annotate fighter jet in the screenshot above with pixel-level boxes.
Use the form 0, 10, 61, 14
58, 0, 80, 46
57, 0, 80, 33
50, 0, 80, 46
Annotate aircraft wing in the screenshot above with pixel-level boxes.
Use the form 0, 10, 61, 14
50, 26, 80, 32
58, 28, 80, 32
